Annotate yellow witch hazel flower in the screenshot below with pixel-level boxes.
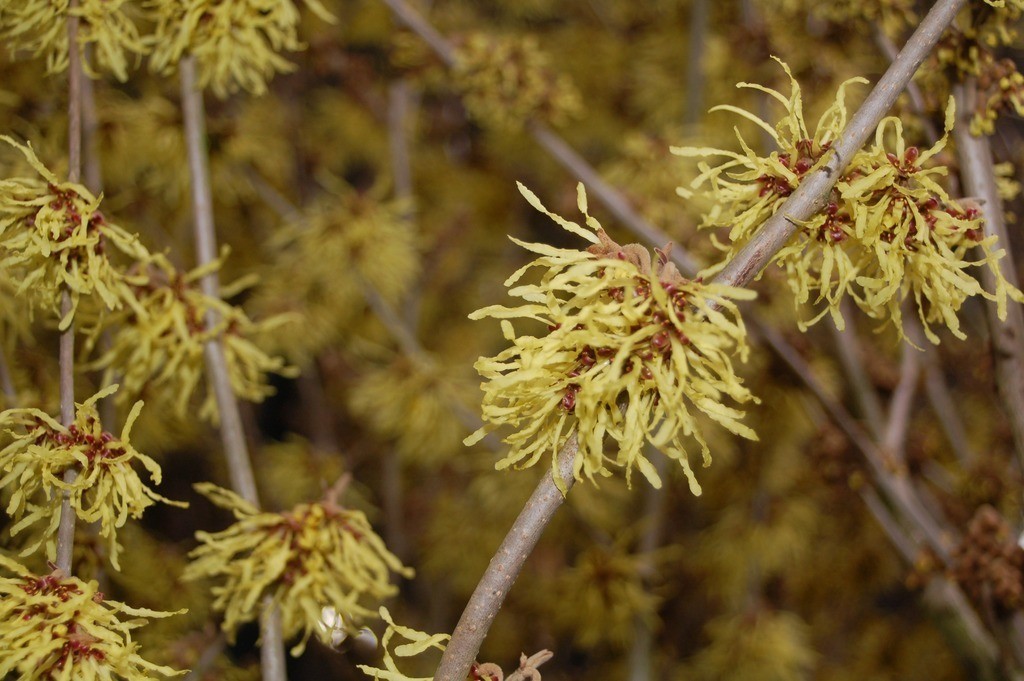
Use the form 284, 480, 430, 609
250, 186, 420, 364
0, 137, 149, 330
0, 385, 186, 570
0, 556, 184, 680
183, 479, 412, 655
453, 32, 582, 130
674, 60, 1024, 344
148, 0, 334, 98
467, 183, 758, 496
83, 252, 296, 422
0, 0, 148, 81
349, 356, 468, 466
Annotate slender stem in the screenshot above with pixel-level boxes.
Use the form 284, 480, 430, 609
683, 0, 709, 126
924, 360, 974, 465
714, 0, 967, 289
434, 434, 579, 681
182, 634, 226, 681
55, 0, 83, 575
0, 344, 16, 404
379, 0, 455, 66
628, 452, 669, 681
830, 306, 885, 440
881, 333, 921, 460
952, 81, 1024, 485
180, 57, 261, 507
179, 55, 286, 681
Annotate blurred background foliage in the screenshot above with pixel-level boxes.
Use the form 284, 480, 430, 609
1, 0, 1023, 679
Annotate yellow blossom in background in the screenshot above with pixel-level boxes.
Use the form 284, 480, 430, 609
83, 252, 296, 422
250, 187, 420, 364
0, 385, 185, 569
674, 61, 1023, 343
0, 0, 148, 81
453, 32, 582, 129
552, 543, 662, 649
183, 481, 412, 655
348, 356, 467, 465
0, 137, 150, 329
148, 0, 334, 98
467, 183, 757, 495
0, 555, 184, 680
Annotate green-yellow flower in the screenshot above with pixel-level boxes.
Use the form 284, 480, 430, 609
0, 0, 148, 81
0, 385, 185, 569
250, 187, 420, 364
467, 183, 757, 495
83, 253, 296, 422
183, 481, 412, 655
453, 32, 581, 129
0, 556, 184, 680
148, 0, 333, 97
673, 60, 1023, 343
0, 137, 150, 330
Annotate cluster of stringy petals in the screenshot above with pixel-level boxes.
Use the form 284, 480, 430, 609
182, 480, 412, 655
83, 252, 296, 422
0, 137, 149, 330
0, 385, 185, 569
0, 0, 148, 81
673, 60, 1023, 343
466, 183, 758, 495
148, 0, 334, 97
0, 555, 184, 680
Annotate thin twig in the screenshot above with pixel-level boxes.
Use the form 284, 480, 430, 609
0, 344, 15, 404
379, 0, 455, 66
924, 360, 974, 465
881, 333, 921, 460
179, 56, 287, 681
830, 305, 885, 440
714, 0, 967, 289
181, 634, 226, 681
952, 81, 1024, 485
433, 434, 579, 681
55, 0, 83, 575
180, 57, 261, 507
683, 0, 709, 127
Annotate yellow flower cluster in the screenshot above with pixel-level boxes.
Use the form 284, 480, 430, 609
149, 0, 333, 98
183, 481, 412, 655
349, 356, 467, 465
250, 188, 419, 364
0, 556, 183, 680
453, 32, 581, 130
0, 0, 147, 80
0, 138, 148, 330
674, 61, 1023, 343
84, 253, 295, 422
0, 385, 185, 569
467, 183, 757, 495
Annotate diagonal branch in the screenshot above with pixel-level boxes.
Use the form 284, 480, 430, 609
433, 435, 579, 681
714, 0, 968, 289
